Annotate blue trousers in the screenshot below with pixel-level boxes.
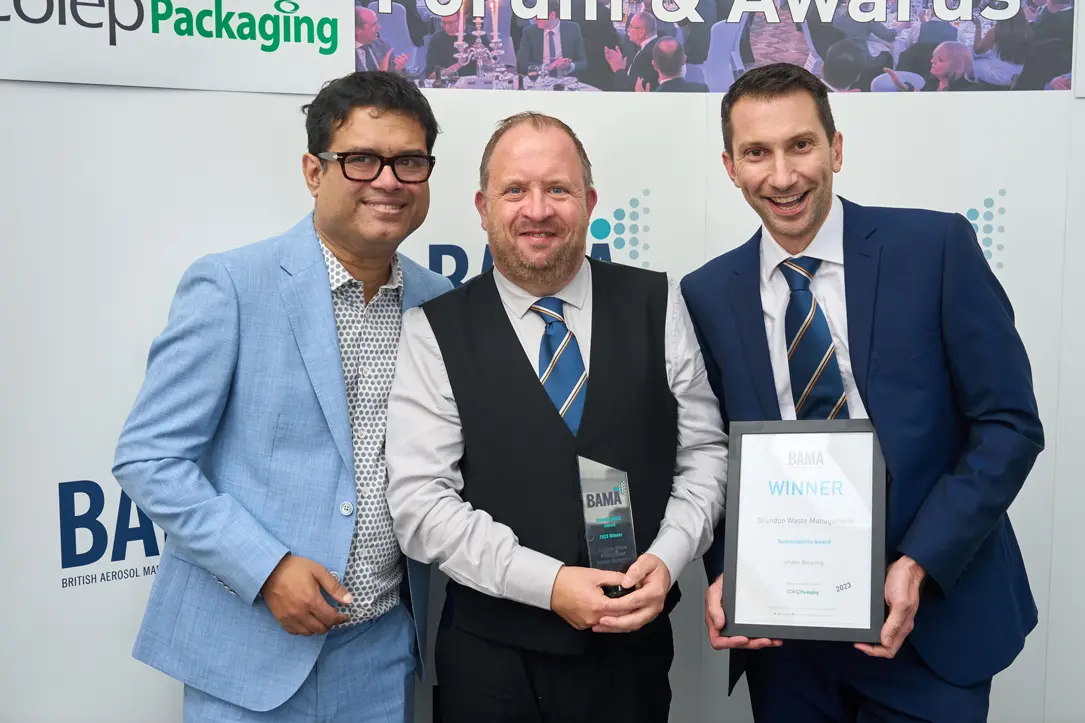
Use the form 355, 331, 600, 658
745, 639, 991, 723
183, 604, 416, 723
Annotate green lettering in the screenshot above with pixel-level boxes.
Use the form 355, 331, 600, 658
293, 14, 313, 43
151, 0, 172, 32
173, 5, 192, 34
236, 11, 255, 38
214, 0, 234, 38
196, 7, 211, 36
316, 16, 336, 54
258, 12, 279, 51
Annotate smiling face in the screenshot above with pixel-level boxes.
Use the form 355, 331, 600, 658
722, 90, 842, 254
303, 106, 431, 257
475, 123, 597, 296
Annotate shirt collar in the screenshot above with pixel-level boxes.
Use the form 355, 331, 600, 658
493, 256, 590, 319
321, 242, 403, 293
760, 194, 844, 285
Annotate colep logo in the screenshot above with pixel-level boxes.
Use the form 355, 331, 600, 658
428, 188, 654, 286
0, 0, 338, 53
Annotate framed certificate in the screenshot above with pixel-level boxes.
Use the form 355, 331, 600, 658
721, 419, 887, 643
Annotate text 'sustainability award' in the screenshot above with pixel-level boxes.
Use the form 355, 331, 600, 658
578, 456, 638, 598
721, 420, 887, 642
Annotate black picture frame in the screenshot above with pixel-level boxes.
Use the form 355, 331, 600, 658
721, 419, 887, 643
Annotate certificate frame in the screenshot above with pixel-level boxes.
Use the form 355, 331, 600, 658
721, 419, 887, 643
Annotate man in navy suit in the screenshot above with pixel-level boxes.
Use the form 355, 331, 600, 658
515, 0, 588, 77
681, 63, 1044, 722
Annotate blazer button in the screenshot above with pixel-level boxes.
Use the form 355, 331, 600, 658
340, 501, 355, 516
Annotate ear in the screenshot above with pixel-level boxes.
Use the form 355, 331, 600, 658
831, 131, 843, 173
474, 190, 489, 230
302, 153, 324, 199
585, 186, 598, 217
722, 151, 739, 187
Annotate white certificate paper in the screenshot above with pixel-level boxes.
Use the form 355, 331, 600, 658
733, 432, 874, 630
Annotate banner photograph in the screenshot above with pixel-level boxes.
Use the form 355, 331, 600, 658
363, 0, 1074, 92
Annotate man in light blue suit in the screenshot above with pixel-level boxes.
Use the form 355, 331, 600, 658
112, 71, 452, 722
682, 63, 1043, 722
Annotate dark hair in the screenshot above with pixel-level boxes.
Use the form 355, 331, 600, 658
720, 62, 836, 156
302, 71, 440, 156
653, 36, 686, 77
822, 40, 865, 90
479, 111, 593, 191
993, 13, 1032, 65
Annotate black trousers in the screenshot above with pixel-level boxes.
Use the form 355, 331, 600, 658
434, 619, 674, 723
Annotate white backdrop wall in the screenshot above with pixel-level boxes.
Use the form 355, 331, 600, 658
1, 78, 1083, 723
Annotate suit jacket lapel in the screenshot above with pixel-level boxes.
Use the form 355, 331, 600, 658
841, 198, 880, 404
729, 232, 781, 420
278, 221, 354, 473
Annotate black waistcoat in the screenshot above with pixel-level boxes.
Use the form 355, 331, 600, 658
422, 258, 680, 654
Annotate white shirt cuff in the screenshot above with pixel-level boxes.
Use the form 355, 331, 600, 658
504, 547, 565, 610
647, 527, 693, 587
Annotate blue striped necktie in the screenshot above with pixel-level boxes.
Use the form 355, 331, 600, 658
530, 297, 588, 434
779, 257, 849, 420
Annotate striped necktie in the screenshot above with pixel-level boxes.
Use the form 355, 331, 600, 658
530, 297, 588, 434
779, 257, 849, 420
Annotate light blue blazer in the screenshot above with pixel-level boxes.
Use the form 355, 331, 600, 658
112, 214, 452, 712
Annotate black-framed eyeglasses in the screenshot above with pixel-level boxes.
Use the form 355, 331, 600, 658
317, 151, 435, 183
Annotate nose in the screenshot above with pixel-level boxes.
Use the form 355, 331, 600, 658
768, 154, 796, 191
521, 187, 552, 222
369, 162, 403, 192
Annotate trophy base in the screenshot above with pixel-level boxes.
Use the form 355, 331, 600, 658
603, 585, 634, 598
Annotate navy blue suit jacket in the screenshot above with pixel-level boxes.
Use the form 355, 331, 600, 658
681, 198, 1043, 691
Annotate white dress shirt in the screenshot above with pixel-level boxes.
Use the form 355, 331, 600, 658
385, 258, 728, 611
759, 195, 868, 420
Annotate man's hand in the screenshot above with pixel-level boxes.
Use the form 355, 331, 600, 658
604, 46, 626, 73
855, 555, 925, 659
704, 574, 781, 650
393, 53, 409, 71
593, 553, 670, 632
261, 553, 352, 636
550, 566, 626, 630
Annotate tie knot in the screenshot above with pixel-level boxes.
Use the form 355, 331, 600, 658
530, 297, 565, 325
779, 257, 821, 291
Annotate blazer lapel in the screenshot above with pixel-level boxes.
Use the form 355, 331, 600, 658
278, 222, 354, 473
729, 233, 781, 420
841, 198, 880, 403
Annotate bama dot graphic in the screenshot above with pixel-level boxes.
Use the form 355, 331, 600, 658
613, 208, 626, 221
590, 219, 611, 240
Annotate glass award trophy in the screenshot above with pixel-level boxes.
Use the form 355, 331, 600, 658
578, 456, 638, 598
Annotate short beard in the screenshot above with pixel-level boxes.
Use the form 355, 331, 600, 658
489, 223, 588, 293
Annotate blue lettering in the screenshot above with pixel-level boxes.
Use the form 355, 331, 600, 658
428, 241, 614, 287
768, 480, 787, 495
833, 480, 843, 495
58, 481, 108, 569
112, 491, 161, 562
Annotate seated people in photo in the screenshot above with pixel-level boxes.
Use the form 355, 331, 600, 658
355, 7, 408, 72
822, 39, 866, 91
888, 41, 979, 91
516, 0, 588, 78
425, 13, 490, 79
604, 11, 661, 91
651, 37, 708, 92
972, 14, 1032, 87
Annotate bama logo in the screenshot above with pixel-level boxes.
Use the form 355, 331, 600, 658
58, 480, 161, 570
585, 486, 624, 508
0, 0, 338, 53
430, 241, 613, 287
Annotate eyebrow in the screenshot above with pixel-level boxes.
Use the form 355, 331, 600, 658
738, 132, 817, 151
335, 147, 430, 156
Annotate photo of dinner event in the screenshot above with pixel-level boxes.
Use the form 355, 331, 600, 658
355, 0, 1074, 92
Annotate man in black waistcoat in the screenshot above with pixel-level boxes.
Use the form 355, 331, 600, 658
385, 111, 728, 723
